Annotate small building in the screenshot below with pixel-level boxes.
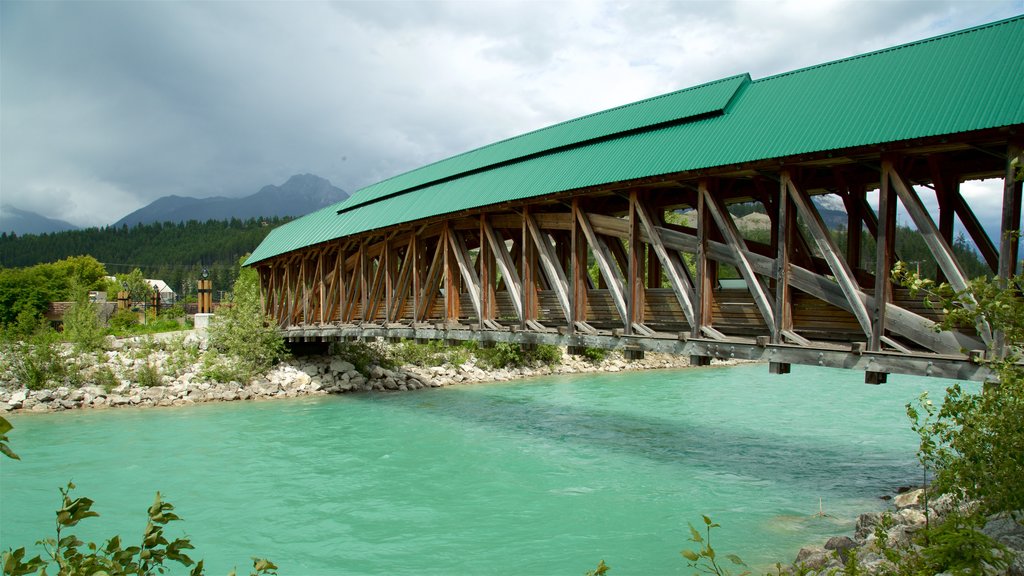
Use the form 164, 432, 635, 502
145, 279, 177, 306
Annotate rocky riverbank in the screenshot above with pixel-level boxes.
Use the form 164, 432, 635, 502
1, 333, 714, 413
781, 488, 1024, 575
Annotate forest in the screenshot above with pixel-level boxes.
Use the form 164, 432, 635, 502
0, 217, 290, 302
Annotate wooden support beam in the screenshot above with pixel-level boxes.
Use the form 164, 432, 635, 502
443, 223, 461, 322
419, 236, 445, 322
575, 208, 629, 326
888, 160, 971, 293
633, 198, 696, 327
627, 191, 644, 333
526, 211, 573, 325
357, 241, 369, 322
952, 189, 1000, 273
479, 216, 495, 325
872, 161, 896, 351
703, 187, 776, 333
571, 198, 588, 328
448, 227, 484, 323
773, 177, 793, 343
999, 143, 1023, 281
694, 181, 714, 338
521, 208, 538, 327
785, 172, 873, 338
482, 220, 524, 322
996, 143, 1023, 355
887, 160, 992, 346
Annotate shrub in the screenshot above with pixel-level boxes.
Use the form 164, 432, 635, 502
532, 344, 562, 364
90, 364, 120, 393
63, 288, 107, 353
134, 360, 163, 388
108, 308, 139, 332
1, 321, 65, 390
474, 342, 523, 368
581, 347, 608, 363
205, 259, 287, 382
390, 339, 469, 367
199, 354, 248, 384
331, 340, 394, 374
164, 335, 200, 377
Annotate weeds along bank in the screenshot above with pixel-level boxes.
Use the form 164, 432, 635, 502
0, 333, 715, 413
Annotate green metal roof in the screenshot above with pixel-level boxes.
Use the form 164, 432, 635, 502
247, 15, 1024, 266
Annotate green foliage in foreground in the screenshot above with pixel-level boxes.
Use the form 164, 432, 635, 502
681, 516, 750, 576
897, 262, 1024, 518
0, 417, 277, 576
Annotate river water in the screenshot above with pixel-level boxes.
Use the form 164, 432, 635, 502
0, 363, 957, 574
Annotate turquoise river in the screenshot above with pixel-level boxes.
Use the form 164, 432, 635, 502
1, 363, 960, 575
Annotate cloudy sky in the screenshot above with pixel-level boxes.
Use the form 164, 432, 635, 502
1, 0, 1020, 228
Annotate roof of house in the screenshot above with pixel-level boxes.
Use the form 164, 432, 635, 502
246, 15, 1024, 266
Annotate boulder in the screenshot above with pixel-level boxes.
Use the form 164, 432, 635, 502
894, 488, 924, 509
855, 512, 882, 539
982, 514, 1024, 576
824, 535, 859, 563
794, 547, 832, 571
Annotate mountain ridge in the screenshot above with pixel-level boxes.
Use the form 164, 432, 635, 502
113, 174, 348, 227
0, 204, 81, 235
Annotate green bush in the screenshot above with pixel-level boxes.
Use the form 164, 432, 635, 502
63, 288, 107, 353
205, 258, 287, 382
390, 339, 470, 367
331, 340, 395, 374
164, 335, 200, 377
532, 344, 562, 364
199, 354, 249, 384
474, 342, 524, 368
134, 360, 163, 388
1, 321, 65, 391
108, 308, 139, 332
90, 364, 120, 393
581, 347, 608, 363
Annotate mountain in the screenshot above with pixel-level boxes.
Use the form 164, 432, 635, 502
113, 174, 348, 227
0, 204, 80, 235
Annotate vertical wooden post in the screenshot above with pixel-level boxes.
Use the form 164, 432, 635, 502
774, 173, 794, 345
479, 215, 496, 327
693, 180, 713, 340
571, 198, 588, 329
872, 159, 898, 352
358, 240, 368, 323
411, 236, 420, 324
996, 143, 1023, 356
443, 222, 460, 323
521, 207, 538, 328
384, 236, 393, 323
999, 143, 1023, 282
627, 190, 642, 334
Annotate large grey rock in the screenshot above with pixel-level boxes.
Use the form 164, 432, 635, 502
794, 547, 832, 571
982, 515, 1024, 576
824, 535, 859, 564
895, 488, 924, 509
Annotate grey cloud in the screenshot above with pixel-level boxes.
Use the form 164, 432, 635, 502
2, 0, 1020, 228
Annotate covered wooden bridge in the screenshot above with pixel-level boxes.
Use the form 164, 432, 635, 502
246, 16, 1024, 383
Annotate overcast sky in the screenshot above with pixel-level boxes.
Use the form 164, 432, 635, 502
1, 0, 1020, 228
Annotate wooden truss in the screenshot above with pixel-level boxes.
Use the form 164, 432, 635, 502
254, 133, 1023, 382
